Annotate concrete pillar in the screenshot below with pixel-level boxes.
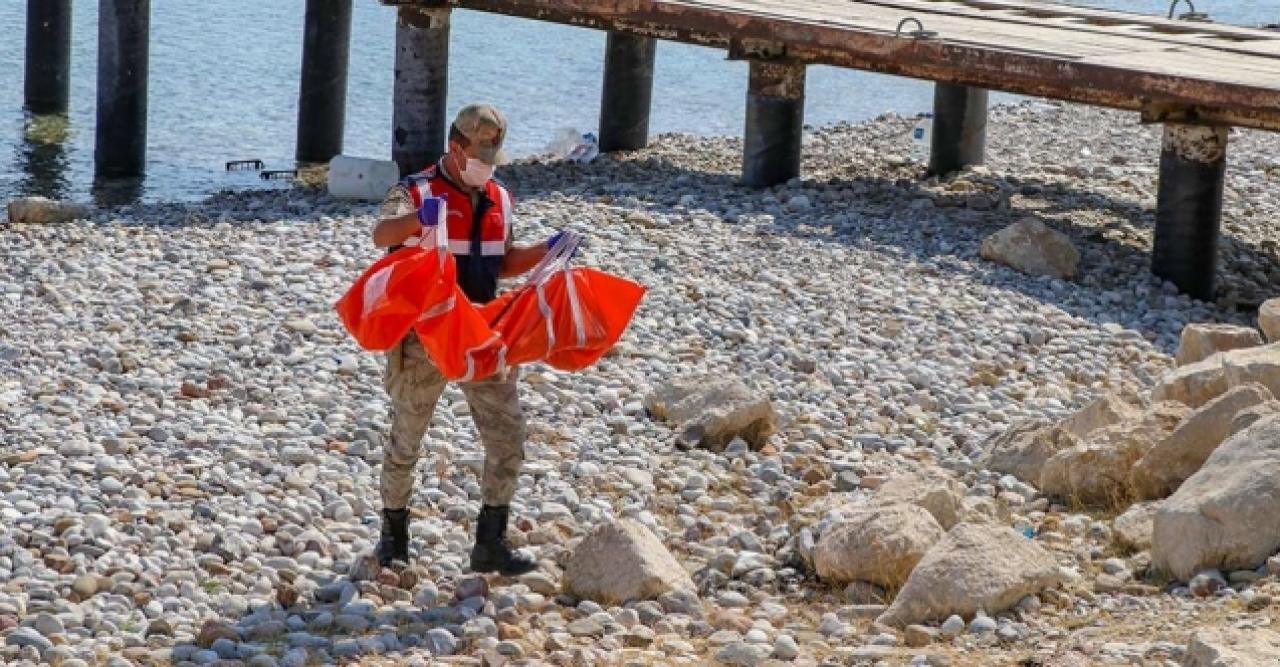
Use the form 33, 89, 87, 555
599, 32, 656, 152
392, 6, 451, 176
24, 0, 73, 114
743, 60, 805, 188
95, 0, 150, 178
296, 0, 353, 164
929, 83, 988, 176
1153, 123, 1229, 300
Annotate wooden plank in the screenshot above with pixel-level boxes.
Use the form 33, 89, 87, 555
385, 0, 1280, 130
722, 0, 1280, 59
811, 0, 1280, 57
702, 0, 1280, 65
946, 0, 1280, 40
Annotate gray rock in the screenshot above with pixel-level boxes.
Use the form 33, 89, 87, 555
5, 627, 53, 653
773, 634, 800, 660
425, 628, 457, 656
716, 641, 773, 666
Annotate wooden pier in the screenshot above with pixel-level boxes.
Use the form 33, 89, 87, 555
20, 0, 1280, 299
378, 0, 1280, 299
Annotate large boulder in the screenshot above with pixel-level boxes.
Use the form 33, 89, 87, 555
1230, 400, 1280, 436
978, 420, 1078, 486
1040, 402, 1190, 508
1154, 343, 1280, 408
1183, 628, 1280, 666
1059, 392, 1144, 439
1152, 355, 1230, 408
1259, 298, 1280, 344
6, 196, 90, 224
645, 376, 777, 451
1176, 323, 1264, 367
1130, 384, 1273, 500
872, 470, 965, 530
1113, 501, 1159, 552
814, 505, 944, 589
877, 523, 1065, 627
563, 519, 696, 606
978, 219, 1080, 279
1221, 343, 1280, 400
1152, 414, 1280, 581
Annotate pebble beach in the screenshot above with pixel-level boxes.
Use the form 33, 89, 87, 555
3, 101, 1280, 666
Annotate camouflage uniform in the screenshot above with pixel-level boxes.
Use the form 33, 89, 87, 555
378, 185, 527, 509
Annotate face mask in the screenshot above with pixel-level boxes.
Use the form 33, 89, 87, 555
459, 157, 494, 187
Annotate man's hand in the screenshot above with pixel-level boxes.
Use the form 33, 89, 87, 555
418, 195, 446, 229
372, 195, 445, 248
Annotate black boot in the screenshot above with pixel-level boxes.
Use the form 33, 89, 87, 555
376, 508, 410, 567
470, 505, 537, 576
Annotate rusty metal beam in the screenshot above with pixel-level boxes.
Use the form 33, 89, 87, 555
379, 0, 1280, 132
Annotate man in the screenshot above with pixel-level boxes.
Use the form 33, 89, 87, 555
371, 103, 559, 576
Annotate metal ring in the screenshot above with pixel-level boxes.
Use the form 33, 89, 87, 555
895, 17, 938, 39
1167, 0, 1210, 21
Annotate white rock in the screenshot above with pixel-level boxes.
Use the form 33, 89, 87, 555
1184, 628, 1280, 666
877, 523, 1065, 627
1152, 354, 1230, 408
563, 519, 697, 606
978, 219, 1080, 279
872, 470, 965, 530
1130, 384, 1273, 500
1222, 343, 1280, 399
644, 376, 778, 451
1176, 323, 1263, 367
1059, 392, 1144, 439
1259, 299, 1280, 343
1153, 414, 1280, 580
978, 420, 1077, 486
814, 504, 943, 589
1040, 402, 1189, 508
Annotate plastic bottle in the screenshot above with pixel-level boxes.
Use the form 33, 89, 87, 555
566, 132, 599, 164
327, 156, 400, 201
545, 128, 583, 159
545, 129, 600, 163
909, 113, 934, 162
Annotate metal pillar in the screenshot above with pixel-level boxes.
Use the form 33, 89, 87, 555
743, 60, 805, 188
599, 32, 656, 152
929, 83, 988, 176
1152, 123, 1228, 300
95, 0, 150, 178
296, 0, 352, 164
392, 6, 450, 176
24, 0, 73, 114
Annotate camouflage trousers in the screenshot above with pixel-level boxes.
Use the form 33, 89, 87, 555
380, 333, 527, 509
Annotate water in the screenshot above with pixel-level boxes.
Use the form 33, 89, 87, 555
1, 1, 1276, 204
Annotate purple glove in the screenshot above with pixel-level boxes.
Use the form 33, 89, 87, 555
546, 231, 578, 258
417, 194, 446, 229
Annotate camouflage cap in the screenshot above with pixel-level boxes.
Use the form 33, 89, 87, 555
452, 103, 510, 166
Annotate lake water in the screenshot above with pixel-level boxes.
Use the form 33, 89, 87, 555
1, 0, 1276, 204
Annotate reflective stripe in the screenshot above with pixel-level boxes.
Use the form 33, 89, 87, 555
534, 281, 556, 357
498, 185, 513, 239
564, 267, 587, 347
361, 265, 394, 318
447, 239, 506, 256
460, 333, 506, 383
417, 293, 457, 321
